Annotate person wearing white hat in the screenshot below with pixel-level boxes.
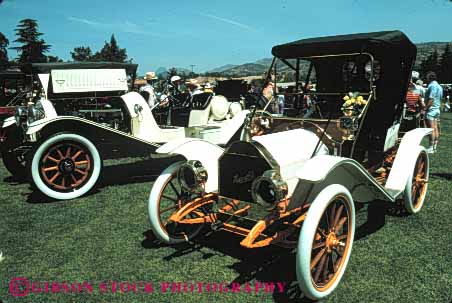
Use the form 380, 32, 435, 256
169, 75, 182, 95
203, 82, 214, 94
185, 78, 203, 96
139, 72, 158, 107
410, 71, 425, 102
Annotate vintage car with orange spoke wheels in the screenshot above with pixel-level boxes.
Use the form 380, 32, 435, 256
148, 31, 432, 300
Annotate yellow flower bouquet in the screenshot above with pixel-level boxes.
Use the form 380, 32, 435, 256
341, 92, 367, 116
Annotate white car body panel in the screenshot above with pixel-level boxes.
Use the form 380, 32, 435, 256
252, 129, 329, 195
38, 98, 58, 120
51, 69, 128, 93
38, 74, 50, 98
2, 116, 16, 128
295, 155, 393, 202
25, 92, 247, 149
121, 92, 185, 142
383, 123, 400, 151
156, 138, 225, 192
385, 127, 432, 191
294, 128, 432, 203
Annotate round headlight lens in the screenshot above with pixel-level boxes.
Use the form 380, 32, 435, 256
15, 106, 27, 126
27, 102, 46, 124
177, 160, 208, 193
251, 170, 288, 210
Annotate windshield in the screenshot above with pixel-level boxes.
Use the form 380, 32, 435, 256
268, 53, 377, 119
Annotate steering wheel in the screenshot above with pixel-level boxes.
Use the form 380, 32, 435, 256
250, 110, 273, 136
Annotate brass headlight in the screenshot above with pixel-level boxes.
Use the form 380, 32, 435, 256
177, 160, 208, 193
14, 106, 28, 126
27, 102, 46, 124
251, 170, 288, 210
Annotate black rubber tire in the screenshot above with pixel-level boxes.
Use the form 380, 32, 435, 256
2, 150, 27, 180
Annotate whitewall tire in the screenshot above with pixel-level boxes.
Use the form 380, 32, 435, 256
296, 184, 355, 300
404, 147, 429, 214
30, 133, 102, 200
148, 161, 204, 244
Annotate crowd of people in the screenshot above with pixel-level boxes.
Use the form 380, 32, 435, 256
137, 71, 217, 108
405, 71, 446, 154
137, 69, 448, 155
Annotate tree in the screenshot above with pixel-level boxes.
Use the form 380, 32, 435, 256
70, 46, 93, 62
92, 34, 127, 62
0, 32, 9, 69
168, 67, 178, 77
47, 55, 63, 63
439, 44, 452, 83
11, 19, 51, 64
419, 49, 440, 80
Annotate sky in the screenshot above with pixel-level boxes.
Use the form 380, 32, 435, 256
0, 0, 451, 75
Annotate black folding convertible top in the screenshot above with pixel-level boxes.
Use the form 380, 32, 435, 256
272, 31, 418, 156
23, 62, 138, 75
272, 30, 416, 61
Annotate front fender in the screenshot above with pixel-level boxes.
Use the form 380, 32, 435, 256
2, 116, 16, 128
157, 138, 224, 192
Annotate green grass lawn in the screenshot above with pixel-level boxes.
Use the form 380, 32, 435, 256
0, 116, 451, 303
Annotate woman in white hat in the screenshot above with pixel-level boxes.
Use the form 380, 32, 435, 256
185, 78, 203, 96
203, 82, 214, 94
139, 72, 158, 107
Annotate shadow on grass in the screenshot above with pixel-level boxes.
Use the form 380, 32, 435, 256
142, 228, 312, 302
141, 199, 412, 302
25, 155, 182, 204
3, 175, 27, 184
430, 172, 452, 180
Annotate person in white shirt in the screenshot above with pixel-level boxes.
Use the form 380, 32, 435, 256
139, 72, 158, 107
185, 78, 203, 96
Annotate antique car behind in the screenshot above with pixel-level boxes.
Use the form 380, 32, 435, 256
2, 62, 247, 200
148, 31, 430, 300
0, 69, 29, 176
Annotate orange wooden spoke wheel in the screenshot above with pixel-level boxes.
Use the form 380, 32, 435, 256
157, 172, 204, 241
39, 142, 93, 192
410, 152, 428, 210
297, 184, 355, 300
403, 148, 429, 214
310, 196, 353, 291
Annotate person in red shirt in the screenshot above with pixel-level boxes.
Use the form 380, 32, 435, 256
405, 81, 425, 128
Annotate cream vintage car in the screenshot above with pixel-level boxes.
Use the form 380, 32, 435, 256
147, 31, 430, 300
2, 62, 247, 200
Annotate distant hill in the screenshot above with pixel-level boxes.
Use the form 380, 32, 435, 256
414, 42, 452, 70
218, 63, 268, 77
155, 66, 191, 76
211, 41, 452, 77
207, 64, 238, 73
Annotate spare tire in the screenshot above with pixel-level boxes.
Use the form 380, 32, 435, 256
210, 95, 229, 120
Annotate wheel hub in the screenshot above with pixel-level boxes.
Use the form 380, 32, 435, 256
326, 232, 339, 253
59, 158, 75, 174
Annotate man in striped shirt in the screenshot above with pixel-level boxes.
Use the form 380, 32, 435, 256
406, 82, 424, 112
405, 81, 425, 129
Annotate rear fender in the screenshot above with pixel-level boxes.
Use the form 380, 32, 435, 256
385, 128, 432, 192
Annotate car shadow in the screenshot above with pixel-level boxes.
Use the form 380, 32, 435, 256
141, 199, 409, 302
430, 172, 452, 180
25, 155, 183, 204
142, 228, 312, 302
3, 175, 27, 184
